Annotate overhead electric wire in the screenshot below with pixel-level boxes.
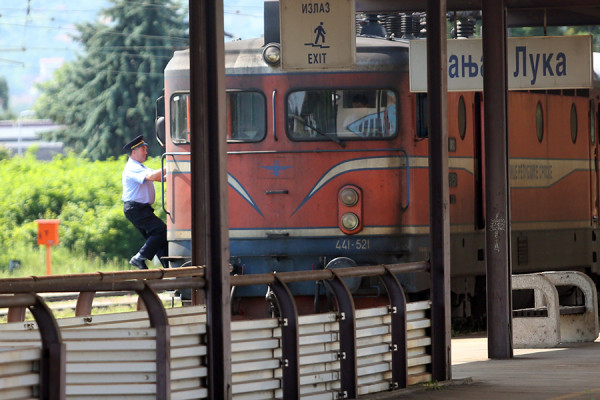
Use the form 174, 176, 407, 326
0, 1, 269, 78
224, 10, 262, 18
7, 45, 182, 52
0, 57, 24, 66
0, 21, 189, 43
0, 59, 166, 77
0, 1, 186, 13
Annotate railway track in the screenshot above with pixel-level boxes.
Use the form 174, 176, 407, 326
0, 290, 182, 319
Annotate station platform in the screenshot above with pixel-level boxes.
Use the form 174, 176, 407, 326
366, 333, 600, 400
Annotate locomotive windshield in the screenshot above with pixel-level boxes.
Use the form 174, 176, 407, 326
227, 91, 266, 142
287, 89, 397, 141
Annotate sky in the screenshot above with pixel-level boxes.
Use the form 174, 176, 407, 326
224, 0, 264, 40
0, 0, 265, 112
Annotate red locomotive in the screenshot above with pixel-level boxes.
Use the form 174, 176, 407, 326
156, 15, 600, 319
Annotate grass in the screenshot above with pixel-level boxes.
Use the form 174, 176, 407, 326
424, 381, 444, 391
0, 244, 178, 322
0, 243, 139, 279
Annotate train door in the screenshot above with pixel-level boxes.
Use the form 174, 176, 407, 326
163, 92, 193, 268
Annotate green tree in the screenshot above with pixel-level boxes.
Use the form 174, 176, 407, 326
0, 76, 14, 119
34, 0, 188, 160
509, 26, 600, 51
0, 77, 9, 112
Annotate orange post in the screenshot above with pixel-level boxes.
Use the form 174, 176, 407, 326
45, 245, 52, 276
35, 219, 60, 276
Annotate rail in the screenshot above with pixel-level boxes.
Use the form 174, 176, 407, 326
160, 151, 191, 216
0, 262, 431, 399
230, 261, 429, 286
272, 89, 277, 141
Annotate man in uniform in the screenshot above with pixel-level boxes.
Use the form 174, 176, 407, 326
121, 135, 168, 269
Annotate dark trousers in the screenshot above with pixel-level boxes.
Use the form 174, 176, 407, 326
123, 202, 168, 267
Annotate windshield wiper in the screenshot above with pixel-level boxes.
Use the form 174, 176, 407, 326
291, 115, 345, 147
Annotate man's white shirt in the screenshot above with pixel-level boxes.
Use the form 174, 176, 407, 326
122, 158, 155, 204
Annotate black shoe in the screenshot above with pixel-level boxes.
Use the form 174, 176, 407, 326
129, 255, 148, 270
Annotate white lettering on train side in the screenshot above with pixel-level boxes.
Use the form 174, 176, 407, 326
510, 164, 553, 181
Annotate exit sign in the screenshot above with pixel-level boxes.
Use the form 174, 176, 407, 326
280, 0, 356, 70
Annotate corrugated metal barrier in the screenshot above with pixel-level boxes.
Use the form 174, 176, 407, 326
0, 263, 431, 399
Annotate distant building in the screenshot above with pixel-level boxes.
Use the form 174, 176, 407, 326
0, 120, 64, 160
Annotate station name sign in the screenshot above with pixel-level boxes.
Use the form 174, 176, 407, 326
280, 0, 356, 70
409, 35, 592, 92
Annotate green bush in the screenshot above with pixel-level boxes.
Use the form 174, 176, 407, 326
0, 145, 11, 161
0, 153, 165, 271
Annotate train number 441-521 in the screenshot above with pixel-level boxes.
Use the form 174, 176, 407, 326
336, 239, 370, 250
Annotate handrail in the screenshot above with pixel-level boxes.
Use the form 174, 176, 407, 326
230, 261, 430, 287
0, 266, 204, 293
0, 262, 427, 293
0, 266, 204, 320
0, 276, 204, 295
160, 151, 192, 216
272, 89, 277, 141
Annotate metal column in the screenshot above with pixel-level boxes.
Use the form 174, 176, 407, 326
189, 1, 232, 398
426, 0, 451, 382
482, 0, 513, 359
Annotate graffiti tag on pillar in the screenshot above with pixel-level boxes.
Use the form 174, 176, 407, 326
489, 213, 506, 253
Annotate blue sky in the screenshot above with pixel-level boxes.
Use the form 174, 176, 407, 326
223, 0, 265, 40
0, 1, 267, 111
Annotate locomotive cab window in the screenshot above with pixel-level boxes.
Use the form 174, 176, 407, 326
286, 89, 398, 141
170, 93, 190, 144
227, 91, 266, 142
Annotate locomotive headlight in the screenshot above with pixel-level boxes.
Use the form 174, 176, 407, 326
262, 43, 281, 66
338, 185, 362, 234
341, 212, 360, 231
340, 187, 359, 206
